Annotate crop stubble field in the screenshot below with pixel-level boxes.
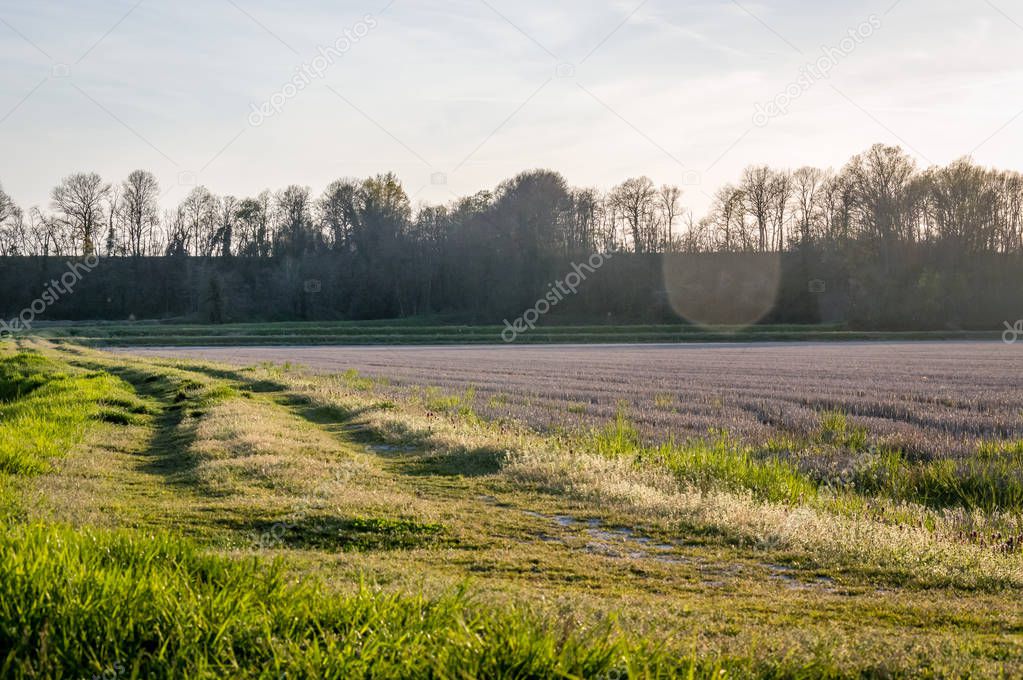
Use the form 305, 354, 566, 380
125, 341, 1022, 460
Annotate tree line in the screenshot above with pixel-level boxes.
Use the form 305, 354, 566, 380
1, 143, 1021, 328
2, 143, 1022, 260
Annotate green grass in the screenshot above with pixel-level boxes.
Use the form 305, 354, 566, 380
0, 351, 671, 678
802, 412, 1023, 512
656, 433, 819, 504
589, 410, 1023, 513
590, 411, 644, 458
0, 353, 55, 402
340, 368, 375, 391
977, 439, 1023, 459
422, 385, 478, 419
653, 393, 675, 409
0, 522, 696, 679
0, 353, 150, 474
590, 412, 818, 504
852, 448, 1023, 513
817, 410, 869, 451
30, 320, 1001, 347
249, 515, 446, 551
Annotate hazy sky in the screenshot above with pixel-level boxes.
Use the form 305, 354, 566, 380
2, 0, 1022, 216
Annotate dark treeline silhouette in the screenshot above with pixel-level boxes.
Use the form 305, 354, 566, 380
1, 143, 1021, 328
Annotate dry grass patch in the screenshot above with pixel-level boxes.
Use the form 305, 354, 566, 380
190, 397, 354, 497
504, 448, 1023, 590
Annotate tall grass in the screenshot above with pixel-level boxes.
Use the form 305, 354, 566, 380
0, 353, 54, 402
423, 385, 479, 419
590, 413, 817, 504
587, 408, 1023, 512
817, 410, 869, 450
0, 522, 736, 679
852, 448, 1023, 512
977, 439, 1023, 459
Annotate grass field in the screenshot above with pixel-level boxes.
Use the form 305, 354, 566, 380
27, 319, 1001, 347
3, 336, 1023, 677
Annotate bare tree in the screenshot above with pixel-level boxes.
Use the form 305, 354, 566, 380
993, 171, 1023, 253
818, 173, 853, 242
235, 193, 272, 257
104, 185, 121, 256
769, 170, 791, 251
843, 144, 917, 247
920, 158, 1002, 253
658, 184, 683, 252
120, 170, 161, 257
177, 186, 219, 256
274, 185, 317, 257
678, 211, 711, 253
25, 208, 68, 257
610, 177, 658, 253
0, 184, 24, 256
218, 195, 238, 257
792, 167, 825, 247
568, 187, 604, 253
50, 172, 110, 255
711, 184, 745, 252
741, 166, 773, 252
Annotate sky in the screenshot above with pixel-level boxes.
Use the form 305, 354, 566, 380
2, 0, 1023, 217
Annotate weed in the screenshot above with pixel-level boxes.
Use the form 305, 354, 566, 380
424, 386, 478, 420
818, 410, 869, 451
590, 410, 642, 458
342, 368, 375, 391
656, 431, 817, 504
654, 393, 675, 409
589, 413, 816, 504
488, 393, 510, 407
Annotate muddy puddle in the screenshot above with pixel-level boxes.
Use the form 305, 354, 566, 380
368, 443, 418, 453
518, 508, 728, 573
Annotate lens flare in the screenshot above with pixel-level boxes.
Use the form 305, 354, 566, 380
661, 253, 782, 327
